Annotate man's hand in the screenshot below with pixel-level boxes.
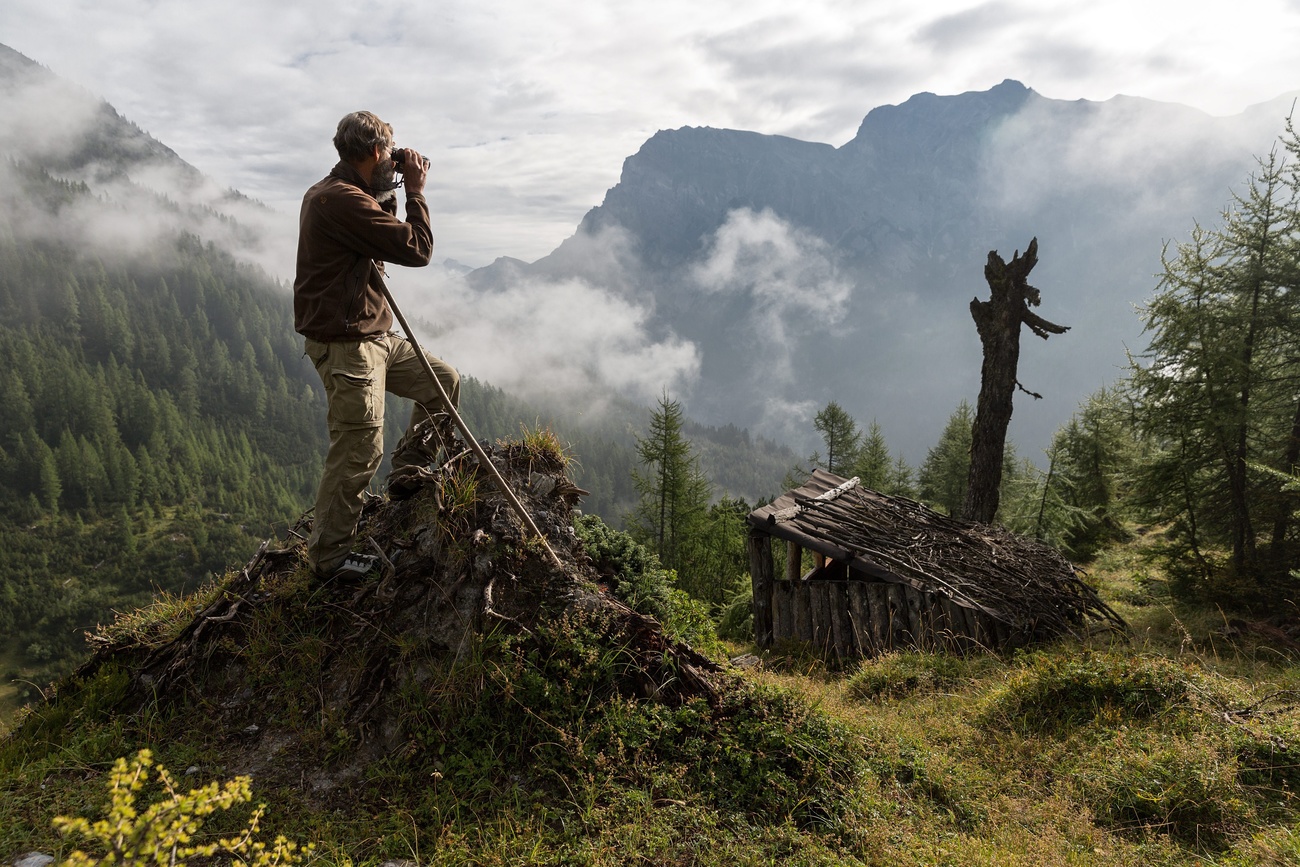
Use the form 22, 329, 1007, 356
400, 149, 428, 196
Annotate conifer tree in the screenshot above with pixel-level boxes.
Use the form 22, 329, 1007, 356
919, 400, 974, 515
850, 420, 892, 490
813, 401, 861, 476
1131, 146, 1300, 583
630, 392, 710, 574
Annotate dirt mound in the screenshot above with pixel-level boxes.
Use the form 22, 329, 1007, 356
71, 435, 721, 797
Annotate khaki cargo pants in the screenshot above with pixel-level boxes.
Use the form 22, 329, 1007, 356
304, 333, 460, 576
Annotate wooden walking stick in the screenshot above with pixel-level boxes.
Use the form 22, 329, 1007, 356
374, 272, 565, 571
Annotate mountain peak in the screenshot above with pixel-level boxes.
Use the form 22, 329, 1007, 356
849, 79, 1037, 147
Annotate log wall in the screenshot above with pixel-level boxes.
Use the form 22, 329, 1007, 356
763, 577, 1008, 658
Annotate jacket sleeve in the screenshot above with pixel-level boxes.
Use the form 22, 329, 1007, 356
321, 187, 434, 268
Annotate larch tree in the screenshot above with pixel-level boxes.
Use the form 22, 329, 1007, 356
919, 400, 975, 516
813, 401, 862, 476
629, 392, 711, 574
851, 420, 893, 490
1131, 146, 1300, 583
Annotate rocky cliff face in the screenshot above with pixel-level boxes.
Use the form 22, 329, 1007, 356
472, 80, 1297, 457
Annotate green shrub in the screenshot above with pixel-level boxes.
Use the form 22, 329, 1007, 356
574, 514, 719, 650
1070, 728, 1249, 844
386, 609, 863, 832
846, 651, 969, 701
716, 584, 753, 642
981, 650, 1192, 735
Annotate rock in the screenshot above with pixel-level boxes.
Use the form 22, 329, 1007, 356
14, 853, 54, 867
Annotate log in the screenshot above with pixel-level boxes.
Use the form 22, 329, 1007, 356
747, 530, 774, 647
885, 583, 910, 650
960, 604, 986, 650
939, 596, 971, 653
794, 579, 812, 643
927, 592, 951, 649
991, 616, 1012, 650
904, 585, 925, 650
848, 582, 874, 656
913, 592, 936, 651
829, 582, 852, 660
868, 583, 892, 652
770, 579, 785, 643
769, 476, 861, 523
786, 541, 803, 583
811, 583, 833, 654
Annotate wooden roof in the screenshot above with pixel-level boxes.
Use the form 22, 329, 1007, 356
748, 469, 1124, 640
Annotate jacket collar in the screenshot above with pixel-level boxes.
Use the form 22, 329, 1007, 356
329, 160, 377, 197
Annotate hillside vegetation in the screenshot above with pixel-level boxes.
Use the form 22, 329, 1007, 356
4, 499, 1300, 865
0, 164, 794, 713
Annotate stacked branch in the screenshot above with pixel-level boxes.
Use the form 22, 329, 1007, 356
771, 480, 1125, 640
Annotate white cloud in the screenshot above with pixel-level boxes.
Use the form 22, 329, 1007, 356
0, 66, 297, 279
981, 91, 1291, 220
690, 207, 852, 382
2, 0, 1297, 267
391, 268, 700, 409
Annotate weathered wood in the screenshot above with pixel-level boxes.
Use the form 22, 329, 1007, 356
747, 530, 774, 647
846, 581, 867, 657
786, 541, 803, 583
926, 592, 950, 649
915, 592, 939, 651
812, 583, 834, 654
794, 579, 812, 643
848, 582, 873, 656
748, 469, 1128, 643
904, 585, 925, 650
829, 582, 851, 660
992, 616, 1012, 650
868, 582, 889, 649
769, 476, 861, 523
964, 238, 1069, 523
884, 583, 909, 649
972, 608, 987, 647
939, 597, 971, 653
771, 580, 789, 643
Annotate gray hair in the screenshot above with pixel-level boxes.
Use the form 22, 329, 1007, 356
333, 111, 393, 162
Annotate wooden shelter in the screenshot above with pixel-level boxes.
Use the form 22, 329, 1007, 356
747, 470, 1124, 659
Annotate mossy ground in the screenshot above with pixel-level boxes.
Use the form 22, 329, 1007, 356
6, 525, 1300, 865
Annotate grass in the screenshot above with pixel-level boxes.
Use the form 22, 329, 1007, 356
6, 526, 1300, 864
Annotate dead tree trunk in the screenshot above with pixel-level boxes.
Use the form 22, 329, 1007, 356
963, 238, 1068, 524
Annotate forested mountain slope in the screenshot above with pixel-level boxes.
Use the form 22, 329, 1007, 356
0, 49, 794, 712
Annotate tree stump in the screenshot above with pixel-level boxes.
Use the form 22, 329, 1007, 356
963, 238, 1068, 524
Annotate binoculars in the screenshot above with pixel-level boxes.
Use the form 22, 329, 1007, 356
391, 148, 430, 171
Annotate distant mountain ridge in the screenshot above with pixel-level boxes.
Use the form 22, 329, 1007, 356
0, 44, 196, 180
472, 79, 1300, 459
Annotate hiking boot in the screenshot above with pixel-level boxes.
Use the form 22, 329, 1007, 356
387, 474, 422, 500
315, 552, 380, 583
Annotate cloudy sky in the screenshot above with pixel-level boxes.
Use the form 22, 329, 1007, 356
4, 0, 1299, 270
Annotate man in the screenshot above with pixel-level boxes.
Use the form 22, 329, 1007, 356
294, 110, 460, 580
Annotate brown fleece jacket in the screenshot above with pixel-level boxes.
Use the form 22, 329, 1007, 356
293, 161, 433, 341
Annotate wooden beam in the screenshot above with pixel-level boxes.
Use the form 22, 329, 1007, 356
786, 541, 803, 583
768, 476, 861, 524
746, 530, 774, 647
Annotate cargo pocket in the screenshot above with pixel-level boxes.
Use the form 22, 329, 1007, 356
326, 370, 383, 430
